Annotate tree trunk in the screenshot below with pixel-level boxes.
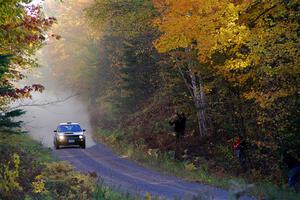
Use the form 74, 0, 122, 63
176, 47, 208, 136
198, 75, 207, 135
188, 68, 207, 136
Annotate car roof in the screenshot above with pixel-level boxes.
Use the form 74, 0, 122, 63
59, 122, 80, 125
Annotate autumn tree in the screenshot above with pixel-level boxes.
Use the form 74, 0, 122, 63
153, 0, 299, 176
0, 0, 55, 129
151, 0, 243, 136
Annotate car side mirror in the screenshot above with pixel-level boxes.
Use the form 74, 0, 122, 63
83, 129, 86, 132
54, 130, 57, 133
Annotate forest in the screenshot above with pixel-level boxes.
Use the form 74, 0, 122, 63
0, 0, 299, 199
45, 0, 300, 184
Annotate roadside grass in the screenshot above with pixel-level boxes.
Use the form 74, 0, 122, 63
94, 129, 300, 200
0, 131, 54, 163
93, 181, 133, 200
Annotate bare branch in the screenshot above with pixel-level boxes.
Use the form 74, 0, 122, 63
8, 93, 78, 111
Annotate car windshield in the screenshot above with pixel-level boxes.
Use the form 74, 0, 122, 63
58, 124, 82, 132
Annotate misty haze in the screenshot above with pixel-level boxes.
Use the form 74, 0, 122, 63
15, 61, 95, 148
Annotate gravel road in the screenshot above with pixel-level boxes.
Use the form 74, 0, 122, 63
54, 144, 255, 200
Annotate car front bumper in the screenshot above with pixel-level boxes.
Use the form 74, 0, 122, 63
55, 135, 85, 146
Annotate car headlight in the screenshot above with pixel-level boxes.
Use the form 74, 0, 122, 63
58, 135, 64, 140
79, 135, 83, 139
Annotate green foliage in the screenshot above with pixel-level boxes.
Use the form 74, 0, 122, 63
0, 54, 10, 77
251, 182, 300, 200
0, 109, 25, 129
93, 182, 132, 200
85, 0, 156, 39
84, 0, 163, 122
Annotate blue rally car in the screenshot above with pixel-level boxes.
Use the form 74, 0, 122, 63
53, 122, 86, 149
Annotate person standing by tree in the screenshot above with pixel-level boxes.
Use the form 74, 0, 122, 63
169, 112, 186, 159
233, 136, 241, 157
233, 135, 247, 173
179, 112, 186, 137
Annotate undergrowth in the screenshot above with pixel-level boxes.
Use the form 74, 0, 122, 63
0, 132, 133, 200
94, 129, 300, 200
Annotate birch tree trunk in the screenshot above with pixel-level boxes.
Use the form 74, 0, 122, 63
176, 46, 208, 136
188, 67, 207, 136
198, 74, 207, 135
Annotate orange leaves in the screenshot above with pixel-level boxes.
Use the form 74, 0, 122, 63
1, 84, 45, 99
152, 0, 197, 51
152, 0, 169, 12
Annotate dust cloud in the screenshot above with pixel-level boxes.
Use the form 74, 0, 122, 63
13, 0, 96, 148
16, 58, 96, 148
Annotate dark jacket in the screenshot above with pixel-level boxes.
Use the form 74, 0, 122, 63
169, 113, 186, 135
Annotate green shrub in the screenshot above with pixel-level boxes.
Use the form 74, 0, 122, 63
0, 134, 47, 200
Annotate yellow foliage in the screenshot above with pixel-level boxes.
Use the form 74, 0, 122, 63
42, 161, 96, 200
153, 0, 299, 107
32, 174, 47, 194
243, 88, 294, 108
0, 154, 22, 197
185, 162, 197, 171
145, 192, 152, 200
153, 0, 251, 62
224, 56, 251, 70
147, 148, 159, 159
